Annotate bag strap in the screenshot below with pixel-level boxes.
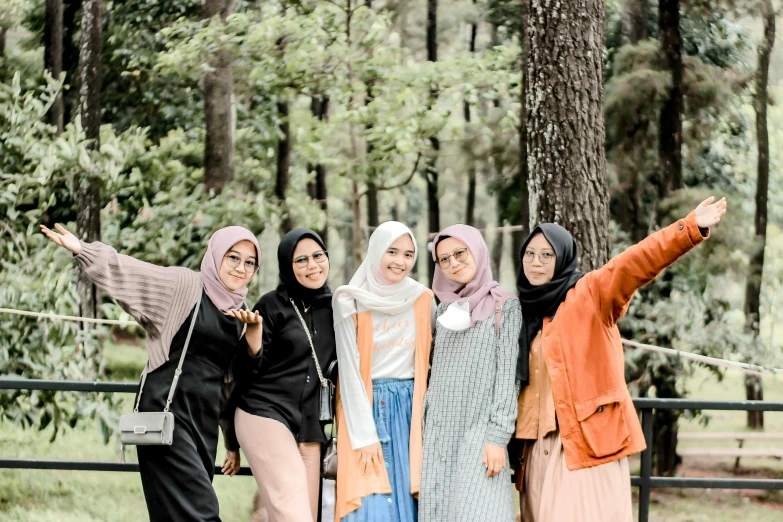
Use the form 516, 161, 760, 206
133, 291, 203, 413
290, 299, 329, 389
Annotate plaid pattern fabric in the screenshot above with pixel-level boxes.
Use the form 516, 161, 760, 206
419, 299, 522, 522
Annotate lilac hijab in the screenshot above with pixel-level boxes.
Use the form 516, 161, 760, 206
200, 226, 260, 313
431, 224, 514, 325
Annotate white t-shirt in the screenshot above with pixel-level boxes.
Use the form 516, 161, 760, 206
335, 308, 417, 449
370, 308, 416, 380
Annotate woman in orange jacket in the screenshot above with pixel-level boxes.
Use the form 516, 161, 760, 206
514, 196, 727, 521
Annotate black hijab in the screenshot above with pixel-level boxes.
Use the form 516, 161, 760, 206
277, 228, 332, 308
515, 223, 584, 385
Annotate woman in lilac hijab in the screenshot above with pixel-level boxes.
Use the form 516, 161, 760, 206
41, 223, 264, 522
419, 224, 522, 522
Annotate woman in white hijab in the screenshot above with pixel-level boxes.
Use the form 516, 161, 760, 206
332, 222, 433, 522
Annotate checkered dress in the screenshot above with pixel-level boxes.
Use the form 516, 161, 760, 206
419, 298, 522, 522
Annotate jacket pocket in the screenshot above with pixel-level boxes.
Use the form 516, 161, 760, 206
574, 388, 630, 458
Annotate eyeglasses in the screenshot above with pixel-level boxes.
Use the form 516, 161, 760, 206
522, 251, 555, 264
293, 250, 329, 268
224, 254, 259, 273
437, 248, 469, 269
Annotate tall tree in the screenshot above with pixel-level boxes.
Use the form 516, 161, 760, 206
744, 0, 775, 430
307, 95, 329, 245
515, 0, 530, 274
424, 0, 440, 284
525, 0, 610, 271
203, 0, 235, 194
0, 28, 5, 58
44, 0, 64, 133
62, 0, 81, 125
657, 0, 684, 202
276, 100, 293, 234
76, 0, 102, 321
464, 0, 478, 226
621, 0, 649, 45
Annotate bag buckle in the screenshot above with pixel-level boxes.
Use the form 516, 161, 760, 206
134, 426, 147, 434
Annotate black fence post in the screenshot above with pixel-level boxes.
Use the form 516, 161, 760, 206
639, 407, 653, 522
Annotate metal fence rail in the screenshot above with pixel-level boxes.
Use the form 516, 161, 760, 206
2, 379, 783, 522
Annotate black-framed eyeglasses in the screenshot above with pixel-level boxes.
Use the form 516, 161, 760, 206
522, 251, 555, 264
437, 248, 469, 269
224, 254, 259, 273
293, 250, 329, 268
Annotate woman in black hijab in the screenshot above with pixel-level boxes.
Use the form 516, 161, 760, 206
512, 197, 727, 521
232, 228, 336, 522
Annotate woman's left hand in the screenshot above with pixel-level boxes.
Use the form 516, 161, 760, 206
482, 443, 506, 478
694, 196, 727, 228
222, 449, 241, 477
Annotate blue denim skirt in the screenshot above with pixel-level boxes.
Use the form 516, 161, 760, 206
342, 378, 417, 522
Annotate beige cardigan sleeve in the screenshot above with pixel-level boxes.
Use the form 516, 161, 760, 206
74, 240, 202, 371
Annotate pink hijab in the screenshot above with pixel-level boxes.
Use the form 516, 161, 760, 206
431, 224, 513, 326
200, 226, 260, 313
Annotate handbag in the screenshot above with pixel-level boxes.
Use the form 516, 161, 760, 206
290, 299, 334, 422
322, 421, 338, 480
119, 292, 202, 463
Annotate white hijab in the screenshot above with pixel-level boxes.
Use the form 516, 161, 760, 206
332, 221, 428, 322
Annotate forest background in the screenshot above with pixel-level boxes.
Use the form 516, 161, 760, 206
1, 0, 783, 519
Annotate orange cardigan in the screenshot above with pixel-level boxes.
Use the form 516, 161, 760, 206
334, 292, 433, 520
524, 213, 707, 471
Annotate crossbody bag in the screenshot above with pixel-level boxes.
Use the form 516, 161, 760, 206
119, 292, 202, 463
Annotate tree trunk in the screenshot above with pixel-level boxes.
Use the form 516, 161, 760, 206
366, 182, 379, 228
657, 0, 683, 201
464, 3, 478, 226
618, 0, 649, 242
352, 181, 364, 269
0, 28, 5, 57
45, 0, 64, 134
307, 95, 329, 246
491, 211, 505, 279
652, 364, 682, 476
745, 0, 775, 430
276, 101, 293, 235
526, 0, 610, 271
76, 0, 102, 322
62, 0, 81, 126
516, 0, 531, 275
203, 0, 235, 194
621, 0, 649, 45
424, 0, 440, 285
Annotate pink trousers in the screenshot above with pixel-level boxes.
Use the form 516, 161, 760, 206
235, 408, 321, 522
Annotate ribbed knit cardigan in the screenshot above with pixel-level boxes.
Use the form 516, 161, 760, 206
75, 240, 203, 372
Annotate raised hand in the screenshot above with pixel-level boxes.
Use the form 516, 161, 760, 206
228, 309, 263, 355
40, 223, 82, 255
227, 309, 262, 326
694, 196, 727, 229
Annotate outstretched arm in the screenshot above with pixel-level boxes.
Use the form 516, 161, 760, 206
587, 196, 727, 325
40, 223, 200, 337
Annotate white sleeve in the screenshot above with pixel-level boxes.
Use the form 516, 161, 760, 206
335, 316, 379, 450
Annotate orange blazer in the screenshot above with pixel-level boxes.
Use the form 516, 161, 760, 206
526, 212, 707, 470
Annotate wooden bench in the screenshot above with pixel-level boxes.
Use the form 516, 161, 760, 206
678, 432, 783, 469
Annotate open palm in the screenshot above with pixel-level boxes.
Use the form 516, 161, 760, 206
40, 223, 82, 255
694, 196, 727, 229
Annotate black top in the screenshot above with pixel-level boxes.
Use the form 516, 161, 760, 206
138, 290, 260, 469
237, 286, 336, 442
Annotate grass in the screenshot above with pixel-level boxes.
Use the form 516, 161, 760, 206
1, 345, 782, 521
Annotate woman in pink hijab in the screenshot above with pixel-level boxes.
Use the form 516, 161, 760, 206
419, 224, 522, 522
41, 223, 263, 522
